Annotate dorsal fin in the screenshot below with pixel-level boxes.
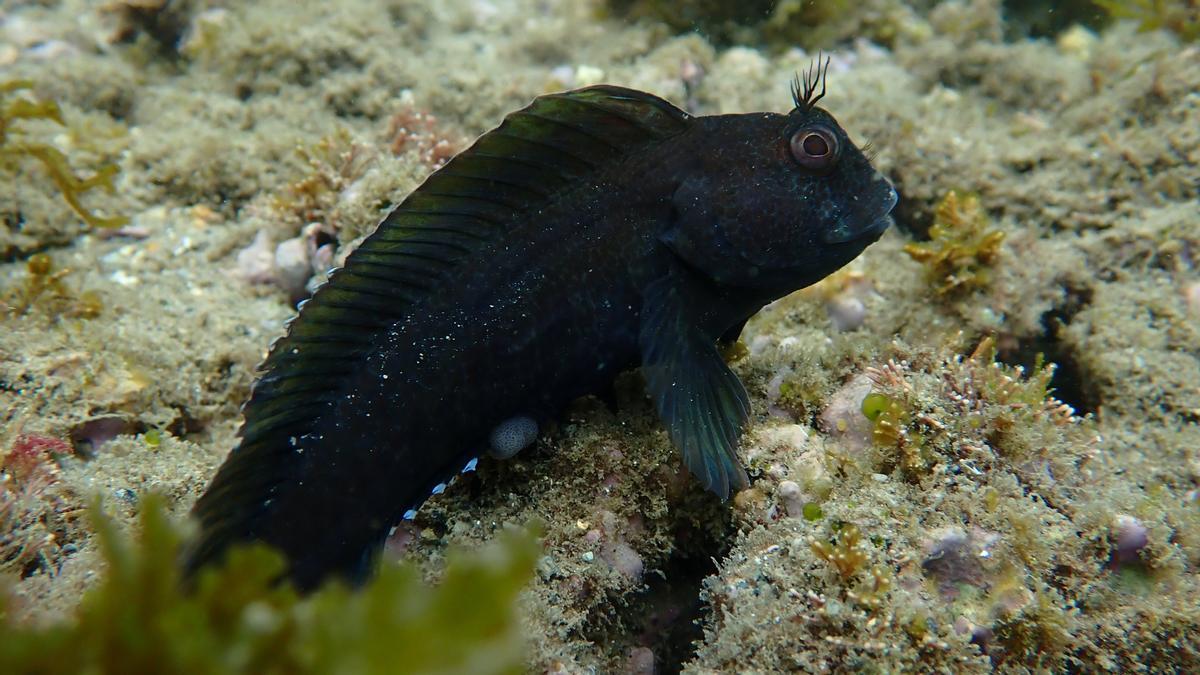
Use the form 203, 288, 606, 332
189, 86, 693, 564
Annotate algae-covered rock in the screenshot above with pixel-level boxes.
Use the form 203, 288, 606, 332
1, 0, 1198, 672
689, 337, 1200, 672
606, 0, 931, 49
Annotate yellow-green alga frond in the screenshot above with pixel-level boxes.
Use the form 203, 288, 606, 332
903, 190, 1005, 297
846, 565, 893, 611
0, 253, 103, 320
862, 391, 929, 476
1, 81, 127, 229
1094, 0, 1200, 42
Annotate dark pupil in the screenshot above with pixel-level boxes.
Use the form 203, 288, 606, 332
802, 133, 829, 157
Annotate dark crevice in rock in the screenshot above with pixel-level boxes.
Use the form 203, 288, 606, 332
69, 415, 143, 458
108, 0, 198, 58
588, 513, 733, 674
1001, 0, 1110, 39
999, 282, 1096, 415
889, 182, 934, 241
166, 406, 208, 440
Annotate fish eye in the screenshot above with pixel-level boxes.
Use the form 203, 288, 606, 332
789, 126, 839, 171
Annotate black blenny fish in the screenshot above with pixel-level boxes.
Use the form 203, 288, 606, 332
186, 61, 897, 589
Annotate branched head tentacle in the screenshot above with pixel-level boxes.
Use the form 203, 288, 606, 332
861, 140, 877, 163
791, 54, 831, 113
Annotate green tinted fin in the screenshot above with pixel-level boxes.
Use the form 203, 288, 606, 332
638, 273, 751, 501
190, 86, 693, 563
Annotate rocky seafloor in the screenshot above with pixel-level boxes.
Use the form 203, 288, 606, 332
1, 0, 1198, 672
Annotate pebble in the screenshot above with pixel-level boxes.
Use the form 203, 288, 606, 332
777, 480, 804, 518
274, 236, 311, 300
574, 65, 604, 86
1112, 514, 1148, 566
235, 230, 276, 284
1185, 281, 1200, 319
602, 542, 644, 581
826, 293, 866, 332
626, 647, 655, 675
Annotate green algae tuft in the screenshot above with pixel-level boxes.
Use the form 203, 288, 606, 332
0, 495, 539, 675
801, 501, 824, 522
861, 387, 929, 477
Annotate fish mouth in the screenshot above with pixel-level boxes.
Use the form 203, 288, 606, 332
822, 181, 898, 245
861, 212, 894, 238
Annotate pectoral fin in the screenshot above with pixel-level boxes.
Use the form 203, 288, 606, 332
639, 275, 751, 500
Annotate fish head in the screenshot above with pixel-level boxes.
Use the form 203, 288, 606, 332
665, 104, 897, 294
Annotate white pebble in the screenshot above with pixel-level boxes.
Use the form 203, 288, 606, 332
626, 647, 655, 675
778, 480, 804, 518
1185, 281, 1200, 319
1113, 514, 1149, 565
274, 236, 311, 299
602, 542, 644, 581
574, 65, 604, 86
818, 374, 875, 453
488, 416, 538, 459
235, 230, 276, 284
827, 294, 866, 332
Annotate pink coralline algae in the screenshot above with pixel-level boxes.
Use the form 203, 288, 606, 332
2, 433, 77, 576
5, 434, 70, 482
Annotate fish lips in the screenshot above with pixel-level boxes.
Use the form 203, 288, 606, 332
821, 182, 899, 245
